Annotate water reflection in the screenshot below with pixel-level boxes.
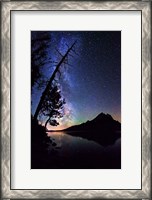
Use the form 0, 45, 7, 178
46, 131, 121, 169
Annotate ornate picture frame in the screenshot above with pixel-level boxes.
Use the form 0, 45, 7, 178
1, 0, 151, 199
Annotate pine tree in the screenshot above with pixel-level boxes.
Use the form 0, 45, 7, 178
34, 41, 77, 121
31, 31, 52, 89
38, 83, 65, 130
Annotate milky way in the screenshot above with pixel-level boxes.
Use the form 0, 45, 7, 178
31, 31, 121, 130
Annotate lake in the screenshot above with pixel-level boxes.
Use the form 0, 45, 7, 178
45, 131, 121, 169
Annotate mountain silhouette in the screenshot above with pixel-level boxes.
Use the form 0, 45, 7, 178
64, 112, 121, 146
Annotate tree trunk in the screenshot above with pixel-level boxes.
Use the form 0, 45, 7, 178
45, 117, 50, 131
34, 41, 77, 121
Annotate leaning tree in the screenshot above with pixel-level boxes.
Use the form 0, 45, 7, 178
32, 36, 77, 129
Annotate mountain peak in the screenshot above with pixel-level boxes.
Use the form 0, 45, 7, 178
64, 112, 121, 146
93, 112, 113, 121
65, 112, 120, 132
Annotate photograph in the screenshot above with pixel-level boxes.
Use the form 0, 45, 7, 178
1, 0, 151, 198
31, 31, 121, 169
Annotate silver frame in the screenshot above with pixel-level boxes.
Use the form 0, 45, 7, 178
1, 1, 151, 199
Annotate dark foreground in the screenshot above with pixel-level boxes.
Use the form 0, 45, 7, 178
31, 120, 121, 169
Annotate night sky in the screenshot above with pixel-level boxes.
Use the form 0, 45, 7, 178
31, 31, 121, 130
